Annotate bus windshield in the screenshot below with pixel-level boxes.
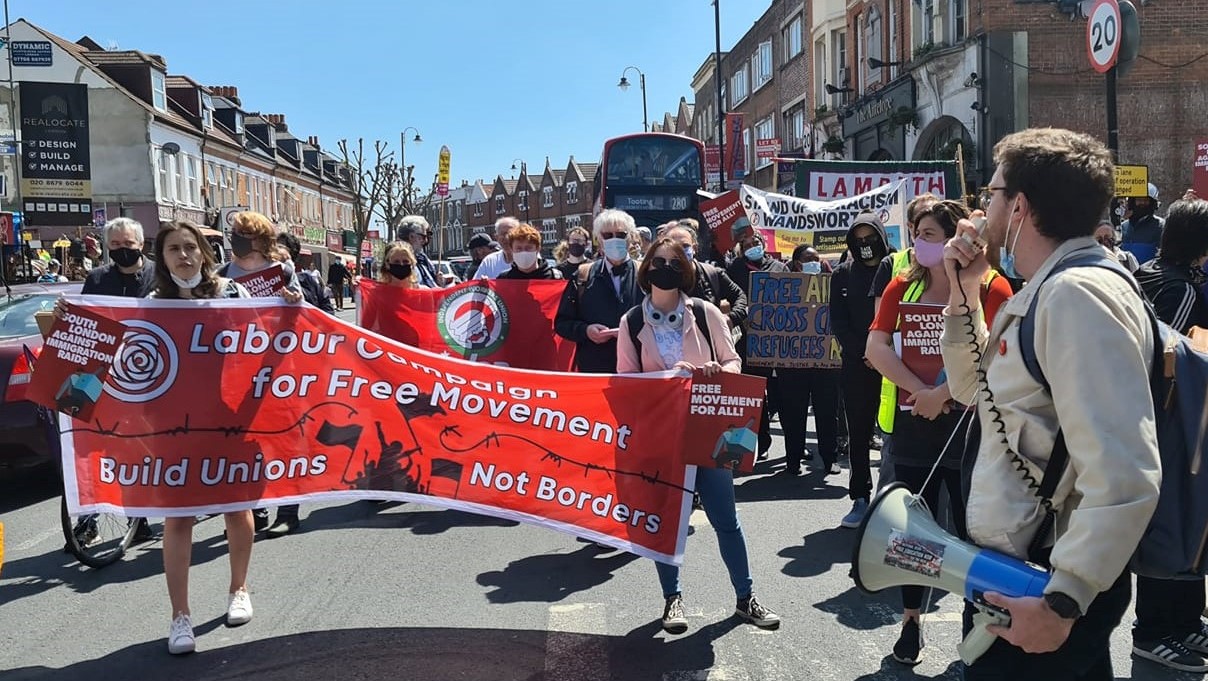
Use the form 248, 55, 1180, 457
605, 136, 702, 187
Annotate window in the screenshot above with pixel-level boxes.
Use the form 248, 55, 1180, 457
224, 168, 236, 207
788, 108, 806, 149
541, 219, 558, 244
151, 71, 167, 111
814, 39, 827, 105
755, 117, 775, 168
783, 16, 803, 63
201, 93, 213, 130
518, 190, 528, 211
542, 185, 554, 208
753, 41, 774, 90
474, 201, 484, 217
233, 112, 244, 136
173, 155, 186, 204
730, 66, 749, 105
157, 150, 171, 201
205, 162, 217, 206
833, 30, 848, 105
742, 127, 751, 175
185, 157, 199, 206
889, 1, 900, 78
950, 0, 966, 43
495, 195, 505, 214
566, 215, 581, 231
565, 181, 579, 204
921, 0, 937, 46
865, 6, 884, 87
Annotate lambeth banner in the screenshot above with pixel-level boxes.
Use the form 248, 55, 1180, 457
745, 272, 841, 369
793, 159, 959, 205
359, 279, 575, 371
19, 81, 93, 226
896, 302, 946, 407
740, 181, 907, 255
59, 297, 695, 564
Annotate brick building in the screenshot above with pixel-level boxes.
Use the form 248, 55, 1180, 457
465, 157, 597, 254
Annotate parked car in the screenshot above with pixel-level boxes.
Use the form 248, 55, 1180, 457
0, 282, 81, 470
435, 260, 462, 286
446, 256, 474, 281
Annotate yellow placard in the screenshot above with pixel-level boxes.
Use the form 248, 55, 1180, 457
438, 146, 451, 186
1115, 165, 1149, 198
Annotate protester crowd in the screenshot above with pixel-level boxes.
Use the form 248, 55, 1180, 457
59, 127, 1208, 679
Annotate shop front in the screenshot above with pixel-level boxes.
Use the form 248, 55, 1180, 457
841, 76, 916, 162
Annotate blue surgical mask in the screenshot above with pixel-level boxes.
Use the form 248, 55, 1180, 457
999, 197, 1023, 280
800, 261, 822, 274
602, 237, 629, 263
683, 246, 695, 262
745, 245, 765, 261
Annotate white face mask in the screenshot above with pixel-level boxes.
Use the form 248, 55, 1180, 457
602, 237, 629, 263
800, 261, 822, 274
513, 251, 539, 271
171, 271, 202, 289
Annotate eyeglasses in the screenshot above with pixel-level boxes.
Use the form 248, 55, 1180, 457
599, 231, 628, 240
978, 186, 1008, 211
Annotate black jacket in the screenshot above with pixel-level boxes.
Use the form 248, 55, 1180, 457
1135, 259, 1208, 335
299, 269, 336, 313
81, 259, 157, 298
555, 259, 643, 373
690, 260, 748, 329
499, 263, 564, 280
725, 255, 789, 296
556, 259, 589, 281
830, 219, 891, 362
327, 262, 348, 284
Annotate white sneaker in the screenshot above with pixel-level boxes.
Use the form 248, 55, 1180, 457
167, 613, 195, 655
226, 587, 253, 626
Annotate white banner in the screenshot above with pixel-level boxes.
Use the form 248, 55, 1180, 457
740, 180, 908, 256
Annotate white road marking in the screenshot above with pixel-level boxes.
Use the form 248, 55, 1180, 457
12, 524, 61, 552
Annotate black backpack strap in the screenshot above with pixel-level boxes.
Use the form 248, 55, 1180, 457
625, 306, 645, 369
690, 298, 715, 362
218, 262, 231, 278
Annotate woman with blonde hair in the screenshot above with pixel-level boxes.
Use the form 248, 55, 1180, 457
378, 241, 425, 288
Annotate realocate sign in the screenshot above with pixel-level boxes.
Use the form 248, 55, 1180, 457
19, 81, 92, 227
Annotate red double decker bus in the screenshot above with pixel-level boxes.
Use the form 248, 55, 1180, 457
593, 133, 706, 231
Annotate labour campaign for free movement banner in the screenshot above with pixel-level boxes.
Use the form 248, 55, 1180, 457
359, 279, 576, 371
58, 297, 695, 564
745, 272, 841, 369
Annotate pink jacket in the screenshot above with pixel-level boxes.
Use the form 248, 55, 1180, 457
616, 295, 741, 374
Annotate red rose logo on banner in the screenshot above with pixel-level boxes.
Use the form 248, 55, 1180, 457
359, 279, 575, 371
58, 297, 694, 564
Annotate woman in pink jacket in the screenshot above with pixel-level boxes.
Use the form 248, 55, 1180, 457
617, 237, 781, 636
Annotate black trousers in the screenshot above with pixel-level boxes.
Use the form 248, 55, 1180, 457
961, 568, 1131, 681
896, 463, 966, 611
774, 368, 839, 472
1134, 575, 1206, 642
841, 358, 880, 501
739, 336, 774, 455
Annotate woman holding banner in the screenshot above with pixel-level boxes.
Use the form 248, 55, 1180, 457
151, 220, 256, 655
864, 201, 1012, 666
617, 237, 780, 636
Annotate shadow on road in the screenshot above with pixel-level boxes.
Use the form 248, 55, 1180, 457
733, 469, 848, 503
853, 657, 964, 680
297, 500, 519, 537
477, 543, 639, 604
779, 526, 853, 579
6, 623, 733, 681
0, 465, 59, 514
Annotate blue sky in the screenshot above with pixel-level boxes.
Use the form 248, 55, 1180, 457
27, 0, 765, 190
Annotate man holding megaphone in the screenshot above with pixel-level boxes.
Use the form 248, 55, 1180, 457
933, 129, 1160, 680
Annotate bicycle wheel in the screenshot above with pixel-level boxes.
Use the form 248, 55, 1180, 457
61, 496, 138, 569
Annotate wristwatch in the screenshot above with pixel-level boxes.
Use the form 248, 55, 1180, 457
1044, 592, 1083, 620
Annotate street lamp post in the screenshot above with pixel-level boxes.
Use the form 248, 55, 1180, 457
510, 159, 530, 224
397, 127, 422, 241
617, 66, 648, 132
713, 0, 725, 190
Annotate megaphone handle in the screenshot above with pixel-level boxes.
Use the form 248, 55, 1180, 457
958, 609, 1010, 666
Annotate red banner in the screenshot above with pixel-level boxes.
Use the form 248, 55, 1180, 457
897, 303, 945, 407
358, 279, 575, 371
233, 263, 286, 297
700, 190, 747, 255
683, 371, 765, 474
725, 113, 746, 189
27, 306, 124, 422
58, 297, 695, 563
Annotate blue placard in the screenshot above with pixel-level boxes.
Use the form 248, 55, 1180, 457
11, 41, 52, 67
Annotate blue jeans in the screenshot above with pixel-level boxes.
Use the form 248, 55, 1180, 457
656, 466, 753, 600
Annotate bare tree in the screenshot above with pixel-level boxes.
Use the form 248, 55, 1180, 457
377, 162, 439, 241
337, 138, 391, 268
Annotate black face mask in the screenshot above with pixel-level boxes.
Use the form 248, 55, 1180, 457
388, 263, 413, 280
568, 243, 587, 258
230, 233, 255, 258
110, 247, 142, 268
855, 236, 885, 262
648, 266, 683, 292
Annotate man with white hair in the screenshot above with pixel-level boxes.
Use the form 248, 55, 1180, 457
555, 209, 643, 373
83, 217, 157, 297
397, 215, 439, 287
475, 216, 520, 279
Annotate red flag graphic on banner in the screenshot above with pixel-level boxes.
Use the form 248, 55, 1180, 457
58, 297, 694, 563
359, 279, 575, 371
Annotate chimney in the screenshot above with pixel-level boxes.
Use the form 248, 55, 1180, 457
308, 135, 320, 148
212, 85, 240, 105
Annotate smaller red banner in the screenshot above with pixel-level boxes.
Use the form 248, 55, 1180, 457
682, 371, 766, 474
27, 303, 125, 422
234, 263, 286, 298
700, 190, 747, 255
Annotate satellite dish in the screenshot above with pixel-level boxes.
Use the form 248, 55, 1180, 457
161, 142, 181, 155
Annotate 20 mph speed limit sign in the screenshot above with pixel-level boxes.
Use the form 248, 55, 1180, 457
1087, 0, 1122, 73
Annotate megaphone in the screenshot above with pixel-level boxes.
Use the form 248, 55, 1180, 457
851, 483, 1051, 664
